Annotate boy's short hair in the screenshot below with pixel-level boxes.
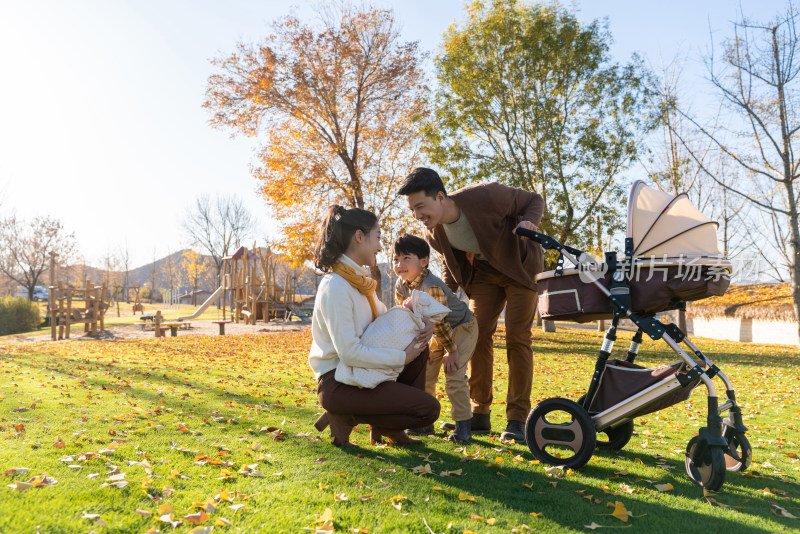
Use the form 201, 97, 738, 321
393, 234, 430, 260
398, 167, 447, 198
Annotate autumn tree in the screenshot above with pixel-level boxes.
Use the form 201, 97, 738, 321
668, 4, 800, 335
0, 215, 77, 300
204, 4, 427, 292
182, 194, 256, 278
180, 249, 210, 305
424, 0, 654, 251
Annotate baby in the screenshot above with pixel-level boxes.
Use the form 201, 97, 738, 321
334, 289, 450, 389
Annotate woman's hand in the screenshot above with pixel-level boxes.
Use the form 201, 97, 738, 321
414, 317, 434, 346
403, 318, 434, 364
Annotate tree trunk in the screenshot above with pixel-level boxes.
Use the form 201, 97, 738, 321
785, 182, 800, 344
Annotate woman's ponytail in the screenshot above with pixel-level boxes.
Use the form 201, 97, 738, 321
313, 205, 378, 272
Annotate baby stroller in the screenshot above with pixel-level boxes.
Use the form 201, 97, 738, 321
515, 181, 750, 491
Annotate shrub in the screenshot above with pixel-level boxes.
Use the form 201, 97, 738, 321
0, 296, 41, 335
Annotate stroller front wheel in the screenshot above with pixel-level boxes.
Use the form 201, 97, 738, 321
723, 426, 752, 472
685, 436, 726, 491
525, 398, 596, 469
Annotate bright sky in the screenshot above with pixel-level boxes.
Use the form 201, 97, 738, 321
0, 0, 787, 268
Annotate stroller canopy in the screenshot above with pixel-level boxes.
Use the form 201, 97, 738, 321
626, 181, 722, 259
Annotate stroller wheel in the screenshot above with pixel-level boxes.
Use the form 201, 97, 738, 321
577, 395, 634, 450
525, 398, 596, 469
685, 436, 726, 491
723, 426, 752, 472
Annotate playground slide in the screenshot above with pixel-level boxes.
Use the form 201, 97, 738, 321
177, 286, 224, 321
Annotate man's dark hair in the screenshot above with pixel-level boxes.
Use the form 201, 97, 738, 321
393, 234, 430, 260
398, 167, 447, 198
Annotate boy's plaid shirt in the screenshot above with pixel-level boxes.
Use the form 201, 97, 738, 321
395, 268, 457, 353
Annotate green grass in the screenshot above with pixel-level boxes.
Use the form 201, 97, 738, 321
0, 328, 798, 533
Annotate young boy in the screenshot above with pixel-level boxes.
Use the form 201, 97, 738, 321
393, 234, 478, 442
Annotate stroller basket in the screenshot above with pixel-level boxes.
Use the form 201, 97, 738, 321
586, 359, 703, 419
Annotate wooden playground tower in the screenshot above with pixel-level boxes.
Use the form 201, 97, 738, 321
47, 254, 110, 340
222, 244, 299, 325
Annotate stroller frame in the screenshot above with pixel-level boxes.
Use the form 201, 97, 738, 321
516, 228, 750, 491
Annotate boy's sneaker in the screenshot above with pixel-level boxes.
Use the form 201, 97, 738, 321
407, 425, 434, 435
470, 413, 491, 434
446, 420, 472, 442
500, 420, 526, 443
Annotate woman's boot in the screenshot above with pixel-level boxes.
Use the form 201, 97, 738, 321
314, 412, 329, 432
326, 413, 357, 447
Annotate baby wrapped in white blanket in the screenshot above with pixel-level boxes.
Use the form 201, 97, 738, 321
335, 290, 450, 389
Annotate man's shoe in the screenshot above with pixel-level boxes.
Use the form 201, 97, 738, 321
439, 421, 455, 431
446, 419, 472, 442
500, 420, 526, 443
407, 425, 434, 436
470, 413, 491, 434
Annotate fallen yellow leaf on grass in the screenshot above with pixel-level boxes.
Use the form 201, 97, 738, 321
183, 511, 209, 524
471, 513, 484, 521
312, 507, 334, 534
158, 503, 174, 515
3, 467, 29, 476
7, 481, 34, 491
458, 492, 477, 502
530, 512, 544, 518
412, 464, 432, 475
654, 483, 673, 492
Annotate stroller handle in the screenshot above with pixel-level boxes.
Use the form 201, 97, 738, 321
514, 228, 584, 257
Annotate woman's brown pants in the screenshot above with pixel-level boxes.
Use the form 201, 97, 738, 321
317, 349, 440, 431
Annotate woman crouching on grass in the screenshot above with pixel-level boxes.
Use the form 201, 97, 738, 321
309, 205, 440, 446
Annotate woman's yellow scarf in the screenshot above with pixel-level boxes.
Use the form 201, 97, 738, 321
332, 260, 378, 320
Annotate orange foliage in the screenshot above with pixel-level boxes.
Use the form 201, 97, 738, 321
205, 6, 428, 267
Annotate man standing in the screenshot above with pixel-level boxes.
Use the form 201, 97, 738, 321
398, 168, 545, 443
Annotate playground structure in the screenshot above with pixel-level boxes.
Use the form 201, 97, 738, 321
162, 288, 180, 311
129, 285, 143, 314
220, 244, 308, 325
47, 254, 110, 340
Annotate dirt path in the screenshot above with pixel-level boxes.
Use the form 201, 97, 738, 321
3, 319, 309, 343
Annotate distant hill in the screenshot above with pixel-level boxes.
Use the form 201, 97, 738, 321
64, 249, 319, 296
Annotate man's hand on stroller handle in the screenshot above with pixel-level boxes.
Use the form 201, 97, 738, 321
514, 227, 585, 257
513, 220, 537, 238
